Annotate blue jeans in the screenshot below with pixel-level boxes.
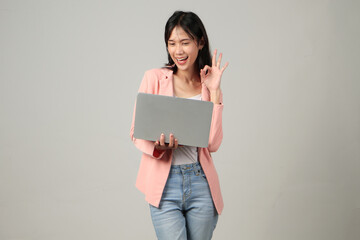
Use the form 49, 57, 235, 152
149, 162, 218, 240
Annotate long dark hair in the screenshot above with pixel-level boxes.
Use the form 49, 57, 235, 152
164, 11, 211, 74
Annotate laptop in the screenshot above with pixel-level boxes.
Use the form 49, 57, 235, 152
133, 93, 213, 148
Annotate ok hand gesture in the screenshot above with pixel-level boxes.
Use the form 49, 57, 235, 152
200, 49, 229, 92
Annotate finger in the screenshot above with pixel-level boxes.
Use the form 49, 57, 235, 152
217, 53, 222, 67
168, 134, 174, 148
201, 66, 211, 82
221, 62, 229, 73
203, 65, 211, 73
212, 49, 217, 67
174, 139, 178, 149
160, 133, 165, 146
202, 65, 211, 75
200, 69, 205, 81
155, 140, 163, 150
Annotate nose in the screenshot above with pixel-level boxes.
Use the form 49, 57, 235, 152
175, 44, 184, 54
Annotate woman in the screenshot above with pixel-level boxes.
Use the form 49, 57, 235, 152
130, 11, 228, 239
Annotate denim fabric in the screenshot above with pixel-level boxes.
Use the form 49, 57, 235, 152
149, 162, 218, 240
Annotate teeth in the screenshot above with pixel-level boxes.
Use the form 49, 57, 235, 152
177, 57, 188, 61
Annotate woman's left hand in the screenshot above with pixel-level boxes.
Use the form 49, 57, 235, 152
200, 49, 229, 92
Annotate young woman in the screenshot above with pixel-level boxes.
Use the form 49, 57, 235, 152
130, 11, 228, 240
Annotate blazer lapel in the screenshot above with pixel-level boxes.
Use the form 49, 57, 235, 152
159, 68, 174, 97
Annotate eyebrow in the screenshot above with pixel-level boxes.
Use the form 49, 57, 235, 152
168, 38, 191, 42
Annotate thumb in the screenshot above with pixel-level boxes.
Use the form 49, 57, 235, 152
200, 69, 206, 83
200, 65, 211, 82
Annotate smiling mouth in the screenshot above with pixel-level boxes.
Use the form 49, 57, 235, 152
176, 56, 188, 64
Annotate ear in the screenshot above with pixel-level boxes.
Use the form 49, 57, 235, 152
198, 37, 205, 50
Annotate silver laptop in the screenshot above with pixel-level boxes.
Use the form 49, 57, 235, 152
133, 93, 213, 148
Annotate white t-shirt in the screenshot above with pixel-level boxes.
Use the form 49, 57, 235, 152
172, 94, 202, 165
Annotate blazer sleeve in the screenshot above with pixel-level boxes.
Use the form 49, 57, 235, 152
129, 71, 166, 159
207, 93, 224, 153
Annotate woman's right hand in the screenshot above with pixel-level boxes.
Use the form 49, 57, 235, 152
154, 133, 179, 150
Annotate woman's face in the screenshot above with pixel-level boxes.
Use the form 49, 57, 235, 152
167, 26, 203, 73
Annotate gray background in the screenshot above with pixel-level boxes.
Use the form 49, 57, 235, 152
1, 0, 359, 239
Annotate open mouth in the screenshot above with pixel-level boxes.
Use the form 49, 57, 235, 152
176, 56, 188, 65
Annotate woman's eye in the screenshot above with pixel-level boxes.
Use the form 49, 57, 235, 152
183, 42, 189, 45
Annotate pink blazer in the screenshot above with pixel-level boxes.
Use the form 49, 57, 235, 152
130, 68, 224, 214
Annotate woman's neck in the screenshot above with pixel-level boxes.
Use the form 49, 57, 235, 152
175, 68, 200, 83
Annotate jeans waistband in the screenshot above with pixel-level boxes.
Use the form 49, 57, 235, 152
170, 162, 202, 174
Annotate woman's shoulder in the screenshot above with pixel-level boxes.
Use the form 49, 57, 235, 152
139, 67, 173, 94
144, 67, 173, 80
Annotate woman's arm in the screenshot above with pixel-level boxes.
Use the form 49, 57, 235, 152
207, 94, 224, 152
200, 49, 228, 153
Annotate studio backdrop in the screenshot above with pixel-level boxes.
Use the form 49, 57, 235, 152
0, 0, 359, 239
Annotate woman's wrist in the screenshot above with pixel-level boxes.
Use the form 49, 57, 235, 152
210, 89, 221, 104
